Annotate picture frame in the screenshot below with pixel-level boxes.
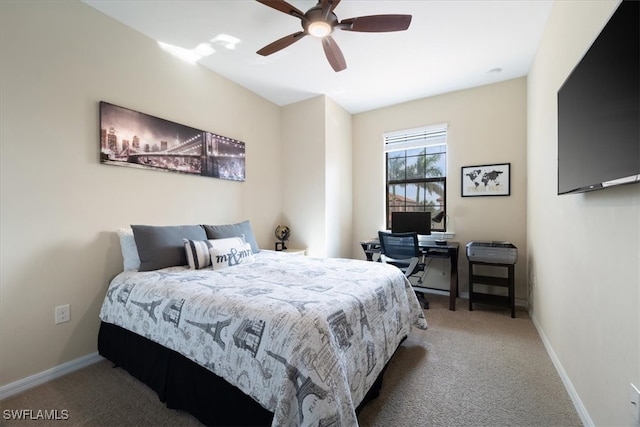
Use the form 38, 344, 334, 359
461, 163, 511, 197
99, 101, 245, 182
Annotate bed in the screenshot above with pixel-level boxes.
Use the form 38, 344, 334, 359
98, 224, 427, 426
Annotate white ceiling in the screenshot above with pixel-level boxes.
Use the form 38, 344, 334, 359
83, 0, 553, 114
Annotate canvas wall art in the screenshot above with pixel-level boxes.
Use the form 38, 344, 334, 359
99, 101, 245, 182
461, 163, 511, 197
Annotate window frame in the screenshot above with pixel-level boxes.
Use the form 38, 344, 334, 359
384, 124, 448, 233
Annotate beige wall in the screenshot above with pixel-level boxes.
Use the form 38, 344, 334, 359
0, 1, 283, 385
325, 97, 353, 258
527, 1, 639, 425
281, 97, 327, 256
281, 96, 353, 258
352, 79, 528, 298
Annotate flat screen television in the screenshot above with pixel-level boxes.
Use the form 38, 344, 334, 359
557, 0, 639, 195
391, 212, 431, 235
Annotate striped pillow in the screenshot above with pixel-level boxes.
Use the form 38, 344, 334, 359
184, 239, 214, 269
184, 237, 246, 269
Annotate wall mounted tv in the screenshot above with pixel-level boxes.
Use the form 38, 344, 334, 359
557, 0, 639, 195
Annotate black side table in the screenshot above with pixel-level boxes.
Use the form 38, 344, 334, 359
468, 260, 515, 318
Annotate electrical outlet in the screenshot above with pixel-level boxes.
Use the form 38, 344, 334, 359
631, 383, 640, 422
54, 304, 70, 324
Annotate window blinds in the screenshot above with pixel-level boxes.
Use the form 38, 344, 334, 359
383, 123, 448, 152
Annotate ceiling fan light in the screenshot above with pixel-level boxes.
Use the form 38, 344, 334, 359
308, 21, 331, 37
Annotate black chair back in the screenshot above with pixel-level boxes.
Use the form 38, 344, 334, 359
378, 231, 420, 259
378, 231, 430, 309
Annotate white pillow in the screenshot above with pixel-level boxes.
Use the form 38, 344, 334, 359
209, 238, 255, 270
116, 227, 140, 271
184, 236, 246, 270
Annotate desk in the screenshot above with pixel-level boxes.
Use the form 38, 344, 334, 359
360, 239, 460, 311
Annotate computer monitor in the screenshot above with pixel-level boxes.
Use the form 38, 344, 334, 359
391, 211, 431, 235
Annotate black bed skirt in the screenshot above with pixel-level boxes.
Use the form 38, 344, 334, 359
98, 322, 394, 426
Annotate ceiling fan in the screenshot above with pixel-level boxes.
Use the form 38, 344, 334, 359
256, 0, 412, 72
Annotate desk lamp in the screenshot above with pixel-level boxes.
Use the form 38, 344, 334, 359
431, 211, 448, 245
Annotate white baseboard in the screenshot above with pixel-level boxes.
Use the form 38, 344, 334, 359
529, 311, 594, 427
0, 352, 104, 400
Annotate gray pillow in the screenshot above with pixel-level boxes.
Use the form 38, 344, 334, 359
203, 220, 260, 253
131, 225, 207, 271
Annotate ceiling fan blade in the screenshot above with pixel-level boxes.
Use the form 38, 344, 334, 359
322, 36, 346, 72
339, 15, 412, 32
256, 0, 304, 18
257, 31, 306, 56
320, 0, 341, 12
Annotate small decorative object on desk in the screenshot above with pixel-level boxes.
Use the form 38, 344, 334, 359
274, 225, 290, 251
431, 211, 448, 245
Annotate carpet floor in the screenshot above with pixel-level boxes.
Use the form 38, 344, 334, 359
1, 294, 582, 426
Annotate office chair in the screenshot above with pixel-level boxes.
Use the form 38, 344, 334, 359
378, 231, 429, 309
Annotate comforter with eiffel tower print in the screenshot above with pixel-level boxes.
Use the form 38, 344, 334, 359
99, 250, 427, 427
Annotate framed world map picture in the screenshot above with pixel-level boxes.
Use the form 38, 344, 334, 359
461, 163, 511, 197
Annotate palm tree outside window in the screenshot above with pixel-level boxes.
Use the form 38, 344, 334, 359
384, 124, 447, 232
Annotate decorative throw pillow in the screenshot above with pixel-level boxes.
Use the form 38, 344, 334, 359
131, 224, 207, 271
203, 220, 260, 254
183, 239, 215, 270
116, 227, 141, 271
209, 238, 255, 270
183, 236, 246, 269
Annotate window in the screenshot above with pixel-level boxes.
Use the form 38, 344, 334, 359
384, 124, 447, 232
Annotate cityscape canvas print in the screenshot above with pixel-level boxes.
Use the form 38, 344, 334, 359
99, 101, 245, 182
461, 163, 511, 196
